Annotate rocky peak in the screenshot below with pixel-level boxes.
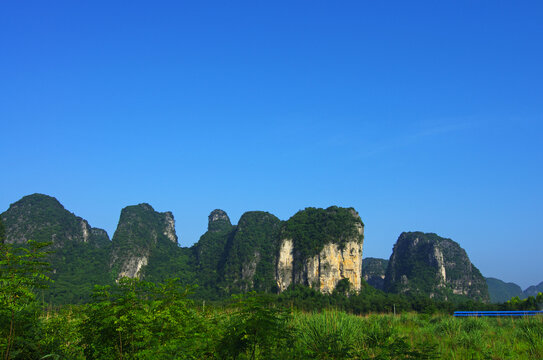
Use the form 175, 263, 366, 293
208, 209, 232, 232
162, 212, 178, 243
384, 232, 489, 302
0, 193, 110, 246
110, 203, 179, 279
0, 193, 112, 304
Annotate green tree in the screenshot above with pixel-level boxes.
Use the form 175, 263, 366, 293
80, 277, 209, 359
218, 292, 293, 359
0, 240, 51, 359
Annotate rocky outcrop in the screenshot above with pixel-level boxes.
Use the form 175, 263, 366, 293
1, 193, 110, 247
110, 203, 179, 280
276, 206, 364, 294
362, 258, 389, 290
276, 239, 294, 291
208, 209, 232, 232
384, 232, 489, 302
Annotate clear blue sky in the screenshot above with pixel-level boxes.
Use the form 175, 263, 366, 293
1, 1, 542, 289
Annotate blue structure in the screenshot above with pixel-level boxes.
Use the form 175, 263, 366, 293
454, 311, 543, 317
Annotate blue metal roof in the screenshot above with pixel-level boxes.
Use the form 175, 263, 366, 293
454, 311, 543, 317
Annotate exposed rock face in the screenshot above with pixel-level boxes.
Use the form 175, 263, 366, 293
384, 232, 489, 302
110, 203, 179, 280
276, 239, 294, 291
208, 209, 232, 232
276, 207, 364, 293
362, 258, 389, 291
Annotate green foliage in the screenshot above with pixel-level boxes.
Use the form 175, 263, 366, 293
294, 311, 439, 359
516, 317, 543, 358
80, 277, 210, 359
44, 241, 113, 304
217, 292, 292, 359
505, 294, 542, 310
0, 240, 51, 359
284, 206, 363, 269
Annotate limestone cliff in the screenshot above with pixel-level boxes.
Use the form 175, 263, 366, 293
276, 206, 364, 293
110, 203, 179, 280
384, 232, 489, 302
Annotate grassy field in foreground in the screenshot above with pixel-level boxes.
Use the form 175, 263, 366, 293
16, 306, 542, 359
289, 311, 543, 359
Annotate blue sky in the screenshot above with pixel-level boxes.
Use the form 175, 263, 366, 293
1, 1, 542, 288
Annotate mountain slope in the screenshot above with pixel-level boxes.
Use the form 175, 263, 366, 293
523, 281, 543, 298
110, 203, 193, 283
220, 211, 282, 293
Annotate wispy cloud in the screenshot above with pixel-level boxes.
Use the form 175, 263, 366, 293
358, 119, 479, 159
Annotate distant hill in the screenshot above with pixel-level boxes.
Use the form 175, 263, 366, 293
485, 277, 523, 303
362, 257, 388, 290
523, 281, 543, 298
485, 278, 543, 303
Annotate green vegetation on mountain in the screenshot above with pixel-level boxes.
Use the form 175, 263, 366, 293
0, 217, 5, 243
0, 194, 502, 305
221, 211, 282, 293
283, 206, 363, 268
0, 240, 52, 359
486, 277, 523, 303
1, 194, 112, 304
385, 232, 490, 302
523, 281, 543, 298
110, 203, 194, 283
192, 210, 236, 298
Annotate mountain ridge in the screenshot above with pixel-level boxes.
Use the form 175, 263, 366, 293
2, 193, 515, 305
